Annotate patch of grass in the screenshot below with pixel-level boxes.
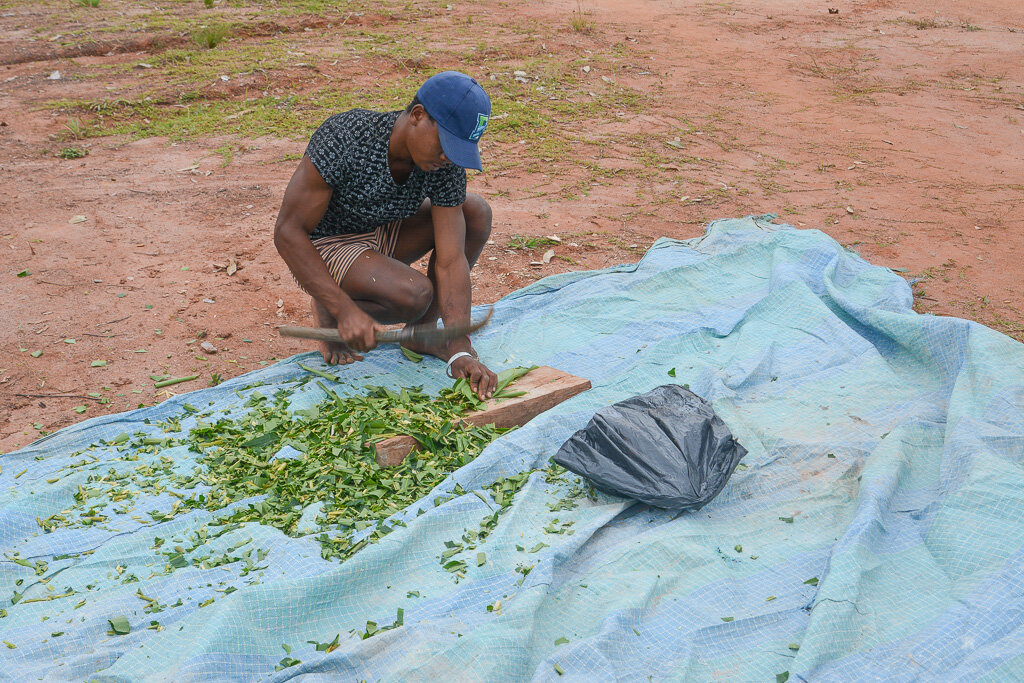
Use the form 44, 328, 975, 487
77, 0, 99, 6
897, 16, 947, 30
193, 24, 230, 49
62, 117, 89, 140
569, 0, 595, 34
506, 235, 560, 250
214, 143, 234, 166
57, 146, 88, 159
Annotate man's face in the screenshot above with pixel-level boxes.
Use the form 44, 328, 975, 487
409, 106, 450, 172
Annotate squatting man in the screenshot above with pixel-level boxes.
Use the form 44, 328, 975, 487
274, 71, 498, 399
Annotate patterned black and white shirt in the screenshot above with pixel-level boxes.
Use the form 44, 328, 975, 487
305, 109, 467, 239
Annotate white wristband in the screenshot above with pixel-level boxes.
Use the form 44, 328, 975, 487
445, 351, 474, 378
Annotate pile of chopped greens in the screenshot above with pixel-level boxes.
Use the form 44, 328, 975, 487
38, 367, 539, 565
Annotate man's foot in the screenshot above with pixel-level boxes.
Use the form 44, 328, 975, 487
311, 298, 362, 365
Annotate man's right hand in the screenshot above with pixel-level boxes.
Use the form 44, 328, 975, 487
335, 306, 380, 353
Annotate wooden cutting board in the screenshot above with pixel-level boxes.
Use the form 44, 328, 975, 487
374, 366, 591, 467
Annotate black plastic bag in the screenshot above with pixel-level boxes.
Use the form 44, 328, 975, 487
553, 385, 747, 511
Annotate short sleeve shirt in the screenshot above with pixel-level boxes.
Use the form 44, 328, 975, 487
305, 109, 467, 239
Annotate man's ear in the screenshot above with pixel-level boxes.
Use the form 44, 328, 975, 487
410, 104, 432, 126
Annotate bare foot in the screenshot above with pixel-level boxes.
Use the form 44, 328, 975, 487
311, 298, 362, 365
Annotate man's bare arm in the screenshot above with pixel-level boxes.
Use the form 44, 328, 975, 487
431, 203, 497, 398
273, 155, 378, 352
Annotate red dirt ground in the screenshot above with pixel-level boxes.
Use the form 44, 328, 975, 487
2, 0, 1022, 453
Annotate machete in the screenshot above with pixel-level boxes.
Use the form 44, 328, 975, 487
278, 308, 493, 348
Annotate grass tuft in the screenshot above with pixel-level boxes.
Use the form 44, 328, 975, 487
569, 0, 595, 34
57, 146, 88, 159
193, 24, 229, 49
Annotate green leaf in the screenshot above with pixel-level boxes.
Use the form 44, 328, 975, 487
3, 640, 15, 649
734, 545, 742, 553
298, 362, 339, 382
779, 516, 794, 523
64, 338, 76, 344
777, 673, 789, 683
721, 616, 734, 622
282, 643, 291, 654
667, 367, 676, 377
476, 552, 486, 567
30, 350, 42, 358
311, 633, 340, 652
275, 657, 300, 671
16, 270, 30, 277
788, 642, 800, 651
90, 360, 107, 367
553, 663, 564, 676
803, 577, 819, 586
401, 347, 423, 363
766, 595, 776, 602
494, 365, 537, 394
74, 405, 87, 414
107, 615, 130, 635
554, 636, 569, 645
153, 375, 199, 389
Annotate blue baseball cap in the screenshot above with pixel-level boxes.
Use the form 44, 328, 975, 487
416, 71, 491, 171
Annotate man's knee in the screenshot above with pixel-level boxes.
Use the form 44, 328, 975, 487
394, 272, 433, 321
463, 192, 492, 244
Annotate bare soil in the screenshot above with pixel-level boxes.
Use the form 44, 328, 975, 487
2, 0, 1022, 453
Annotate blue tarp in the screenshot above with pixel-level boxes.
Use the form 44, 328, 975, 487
3, 216, 1024, 681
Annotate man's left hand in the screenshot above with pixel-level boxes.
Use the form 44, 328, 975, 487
450, 355, 497, 399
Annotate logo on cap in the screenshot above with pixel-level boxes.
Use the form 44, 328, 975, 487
469, 113, 489, 142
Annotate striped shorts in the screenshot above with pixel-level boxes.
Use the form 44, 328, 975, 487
296, 220, 403, 293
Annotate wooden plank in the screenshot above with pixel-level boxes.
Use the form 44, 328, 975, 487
374, 366, 591, 467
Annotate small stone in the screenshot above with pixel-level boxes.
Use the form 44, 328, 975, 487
200, 341, 218, 354
202, 298, 215, 304
47, 70, 61, 80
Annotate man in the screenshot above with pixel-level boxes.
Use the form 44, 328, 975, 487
274, 71, 498, 399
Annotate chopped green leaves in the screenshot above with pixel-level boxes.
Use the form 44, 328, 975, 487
777, 672, 789, 683
667, 367, 676, 377
310, 633, 340, 653
803, 577, 819, 586
275, 657, 300, 671
401, 347, 423, 363
779, 516, 794, 524
90, 360, 107, 367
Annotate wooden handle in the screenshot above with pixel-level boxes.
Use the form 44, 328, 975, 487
278, 325, 344, 343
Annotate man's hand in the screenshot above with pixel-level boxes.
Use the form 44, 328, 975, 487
450, 354, 497, 399
335, 306, 380, 353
